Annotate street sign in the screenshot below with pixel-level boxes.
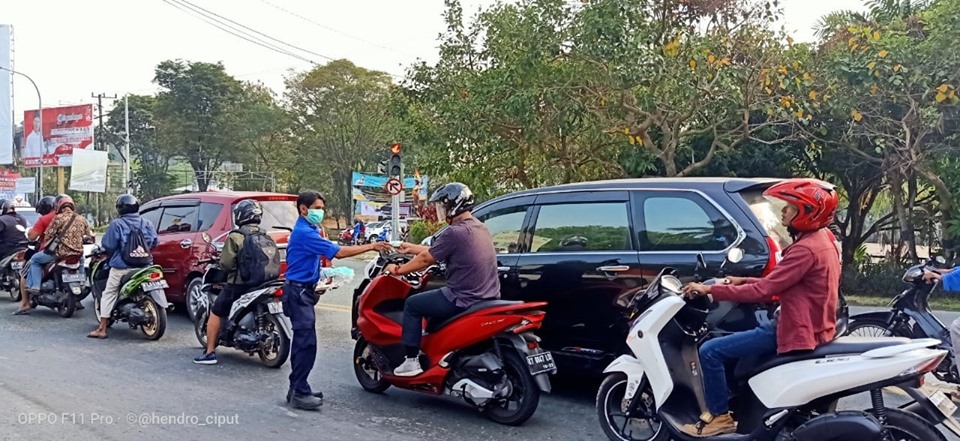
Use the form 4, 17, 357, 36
385, 177, 403, 195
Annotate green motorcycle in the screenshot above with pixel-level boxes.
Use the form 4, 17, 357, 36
87, 245, 169, 340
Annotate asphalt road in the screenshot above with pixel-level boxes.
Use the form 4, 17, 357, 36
1, 257, 957, 440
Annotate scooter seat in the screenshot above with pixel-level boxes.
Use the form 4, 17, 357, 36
734, 336, 912, 379
425, 300, 523, 333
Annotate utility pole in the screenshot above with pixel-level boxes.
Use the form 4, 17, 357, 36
91, 93, 117, 224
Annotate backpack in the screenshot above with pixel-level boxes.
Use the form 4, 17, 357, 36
235, 227, 281, 286
121, 219, 153, 267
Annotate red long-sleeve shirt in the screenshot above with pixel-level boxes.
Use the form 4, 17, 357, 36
711, 228, 840, 354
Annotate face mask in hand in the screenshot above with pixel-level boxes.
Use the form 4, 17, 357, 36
306, 209, 325, 225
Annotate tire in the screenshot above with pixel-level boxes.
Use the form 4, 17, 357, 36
57, 292, 76, 318
194, 303, 210, 347
258, 314, 290, 369
140, 297, 167, 341
185, 278, 206, 322
8, 273, 20, 301
92, 298, 115, 327
353, 338, 390, 393
596, 374, 667, 441
846, 318, 898, 338
867, 407, 946, 441
484, 350, 541, 426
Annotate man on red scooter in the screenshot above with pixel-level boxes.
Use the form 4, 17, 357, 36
384, 183, 501, 377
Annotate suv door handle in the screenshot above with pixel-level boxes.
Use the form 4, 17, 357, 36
180, 239, 193, 249
497, 266, 510, 272
597, 265, 630, 272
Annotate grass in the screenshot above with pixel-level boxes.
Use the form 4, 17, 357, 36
846, 294, 960, 311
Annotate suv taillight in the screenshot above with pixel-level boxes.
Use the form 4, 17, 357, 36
763, 237, 781, 277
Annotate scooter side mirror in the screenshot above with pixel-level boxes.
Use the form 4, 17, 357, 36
16, 224, 27, 233
696, 253, 707, 271
727, 248, 744, 264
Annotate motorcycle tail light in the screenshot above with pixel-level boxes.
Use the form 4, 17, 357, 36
274, 287, 284, 298
149, 272, 162, 280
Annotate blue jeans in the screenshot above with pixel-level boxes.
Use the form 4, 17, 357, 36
26, 252, 56, 290
700, 324, 778, 415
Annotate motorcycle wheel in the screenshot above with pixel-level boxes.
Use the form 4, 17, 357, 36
484, 350, 540, 426
353, 338, 390, 393
866, 407, 946, 441
846, 318, 898, 338
57, 292, 77, 318
258, 314, 290, 369
596, 373, 667, 441
194, 304, 210, 347
140, 297, 167, 341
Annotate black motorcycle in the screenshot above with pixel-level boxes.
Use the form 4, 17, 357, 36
846, 255, 958, 384
0, 248, 27, 301
22, 246, 85, 318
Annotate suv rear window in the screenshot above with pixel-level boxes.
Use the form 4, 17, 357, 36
741, 190, 792, 250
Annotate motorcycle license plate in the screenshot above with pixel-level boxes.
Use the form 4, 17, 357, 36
267, 301, 283, 314
526, 351, 556, 375
929, 390, 960, 436
10, 262, 23, 270
61, 273, 85, 283
141, 280, 169, 291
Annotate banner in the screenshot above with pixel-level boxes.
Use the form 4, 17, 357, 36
22, 104, 94, 167
354, 200, 412, 217
14, 177, 35, 194
69, 148, 109, 192
351, 172, 428, 201
0, 171, 20, 200
0, 25, 11, 165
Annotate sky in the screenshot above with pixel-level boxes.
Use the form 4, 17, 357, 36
3, 0, 867, 122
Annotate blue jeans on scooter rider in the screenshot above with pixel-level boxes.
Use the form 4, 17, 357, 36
383, 183, 501, 378
680, 179, 841, 438
282, 191, 391, 411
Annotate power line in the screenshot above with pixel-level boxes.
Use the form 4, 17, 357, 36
256, 0, 413, 57
160, 0, 319, 65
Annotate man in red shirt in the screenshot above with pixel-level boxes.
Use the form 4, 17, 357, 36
680, 179, 840, 437
14, 196, 56, 315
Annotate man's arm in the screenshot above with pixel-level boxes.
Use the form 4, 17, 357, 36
389, 250, 437, 276
101, 222, 120, 253
219, 233, 242, 272
335, 242, 391, 259
398, 243, 430, 255
708, 247, 813, 303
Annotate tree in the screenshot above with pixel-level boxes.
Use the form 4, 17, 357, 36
104, 95, 173, 201
153, 60, 250, 192
285, 59, 399, 226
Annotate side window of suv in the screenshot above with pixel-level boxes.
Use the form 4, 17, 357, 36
476, 206, 528, 254
639, 193, 738, 251
530, 202, 631, 253
157, 206, 200, 233
198, 202, 223, 232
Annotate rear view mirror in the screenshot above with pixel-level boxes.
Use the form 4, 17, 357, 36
696, 253, 707, 270
727, 248, 744, 264
16, 224, 27, 232
936, 256, 946, 265
421, 236, 433, 246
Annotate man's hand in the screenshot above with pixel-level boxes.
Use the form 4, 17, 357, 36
370, 242, 393, 253
682, 282, 711, 298
397, 242, 419, 254
383, 263, 400, 275
726, 276, 748, 286
923, 271, 943, 283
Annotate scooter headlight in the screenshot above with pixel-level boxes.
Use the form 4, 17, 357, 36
902, 267, 923, 283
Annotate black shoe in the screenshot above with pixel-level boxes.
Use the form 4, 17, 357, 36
290, 393, 323, 410
75, 303, 85, 310
287, 389, 323, 403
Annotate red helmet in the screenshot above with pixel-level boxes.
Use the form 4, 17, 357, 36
763, 178, 838, 232
56, 195, 76, 213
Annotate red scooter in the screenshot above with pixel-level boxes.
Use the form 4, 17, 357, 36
351, 252, 556, 426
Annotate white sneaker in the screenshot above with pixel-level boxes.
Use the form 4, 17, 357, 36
393, 357, 423, 377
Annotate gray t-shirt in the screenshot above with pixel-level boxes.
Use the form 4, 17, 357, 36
430, 216, 501, 308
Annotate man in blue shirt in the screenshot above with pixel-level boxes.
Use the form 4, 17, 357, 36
87, 194, 159, 339
283, 191, 391, 410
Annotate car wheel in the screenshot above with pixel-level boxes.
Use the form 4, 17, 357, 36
185, 278, 207, 322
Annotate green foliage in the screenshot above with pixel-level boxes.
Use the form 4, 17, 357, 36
408, 220, 446, 245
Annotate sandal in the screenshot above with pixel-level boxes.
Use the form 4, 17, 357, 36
13, 309, 30, 316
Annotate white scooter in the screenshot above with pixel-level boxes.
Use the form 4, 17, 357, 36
596, 248, 960, 441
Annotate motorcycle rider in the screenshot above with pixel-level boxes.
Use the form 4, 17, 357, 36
0, 199, 28, 260
924, 267, 960, 398
384, 183, 501, 377
681, 178, 840, 437
282, 191, 392, 410
193, 200, 266, 364
22, 196, 91, 308
15, 195, 57, 315
87, 195, 158, 339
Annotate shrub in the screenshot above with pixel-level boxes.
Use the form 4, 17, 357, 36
408, 220, 446, 244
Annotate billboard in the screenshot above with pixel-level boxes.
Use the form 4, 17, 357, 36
0, 170, 20, 200
22, 104, 94, 167
351, 172, 428, 201
69, 148, 109, 193
0, 25, 12, 165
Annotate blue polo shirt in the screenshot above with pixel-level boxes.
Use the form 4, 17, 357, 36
285, 217, 340, 284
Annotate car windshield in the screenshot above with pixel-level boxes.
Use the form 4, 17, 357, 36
18, 210, 40, 227
252, 200, 299, 231
740, 190, 792, 250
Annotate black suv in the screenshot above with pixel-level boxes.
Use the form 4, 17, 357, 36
377, 178, 792, 375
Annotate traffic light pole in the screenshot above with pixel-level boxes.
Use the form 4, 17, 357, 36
388, 143, 403, 242
391, 194, 400, 242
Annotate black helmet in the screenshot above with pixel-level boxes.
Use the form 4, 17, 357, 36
429, 183, 475, 220
0, 199, 12, 214
233, 199, 262, 227
116, 194, 140, 215
37, 196, 56, 215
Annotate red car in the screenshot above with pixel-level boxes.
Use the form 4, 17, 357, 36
138, 192, 303, 321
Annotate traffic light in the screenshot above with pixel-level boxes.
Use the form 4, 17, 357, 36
388, 143, 402, 177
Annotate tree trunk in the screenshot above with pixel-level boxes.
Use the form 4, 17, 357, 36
888, 167, 918, 263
